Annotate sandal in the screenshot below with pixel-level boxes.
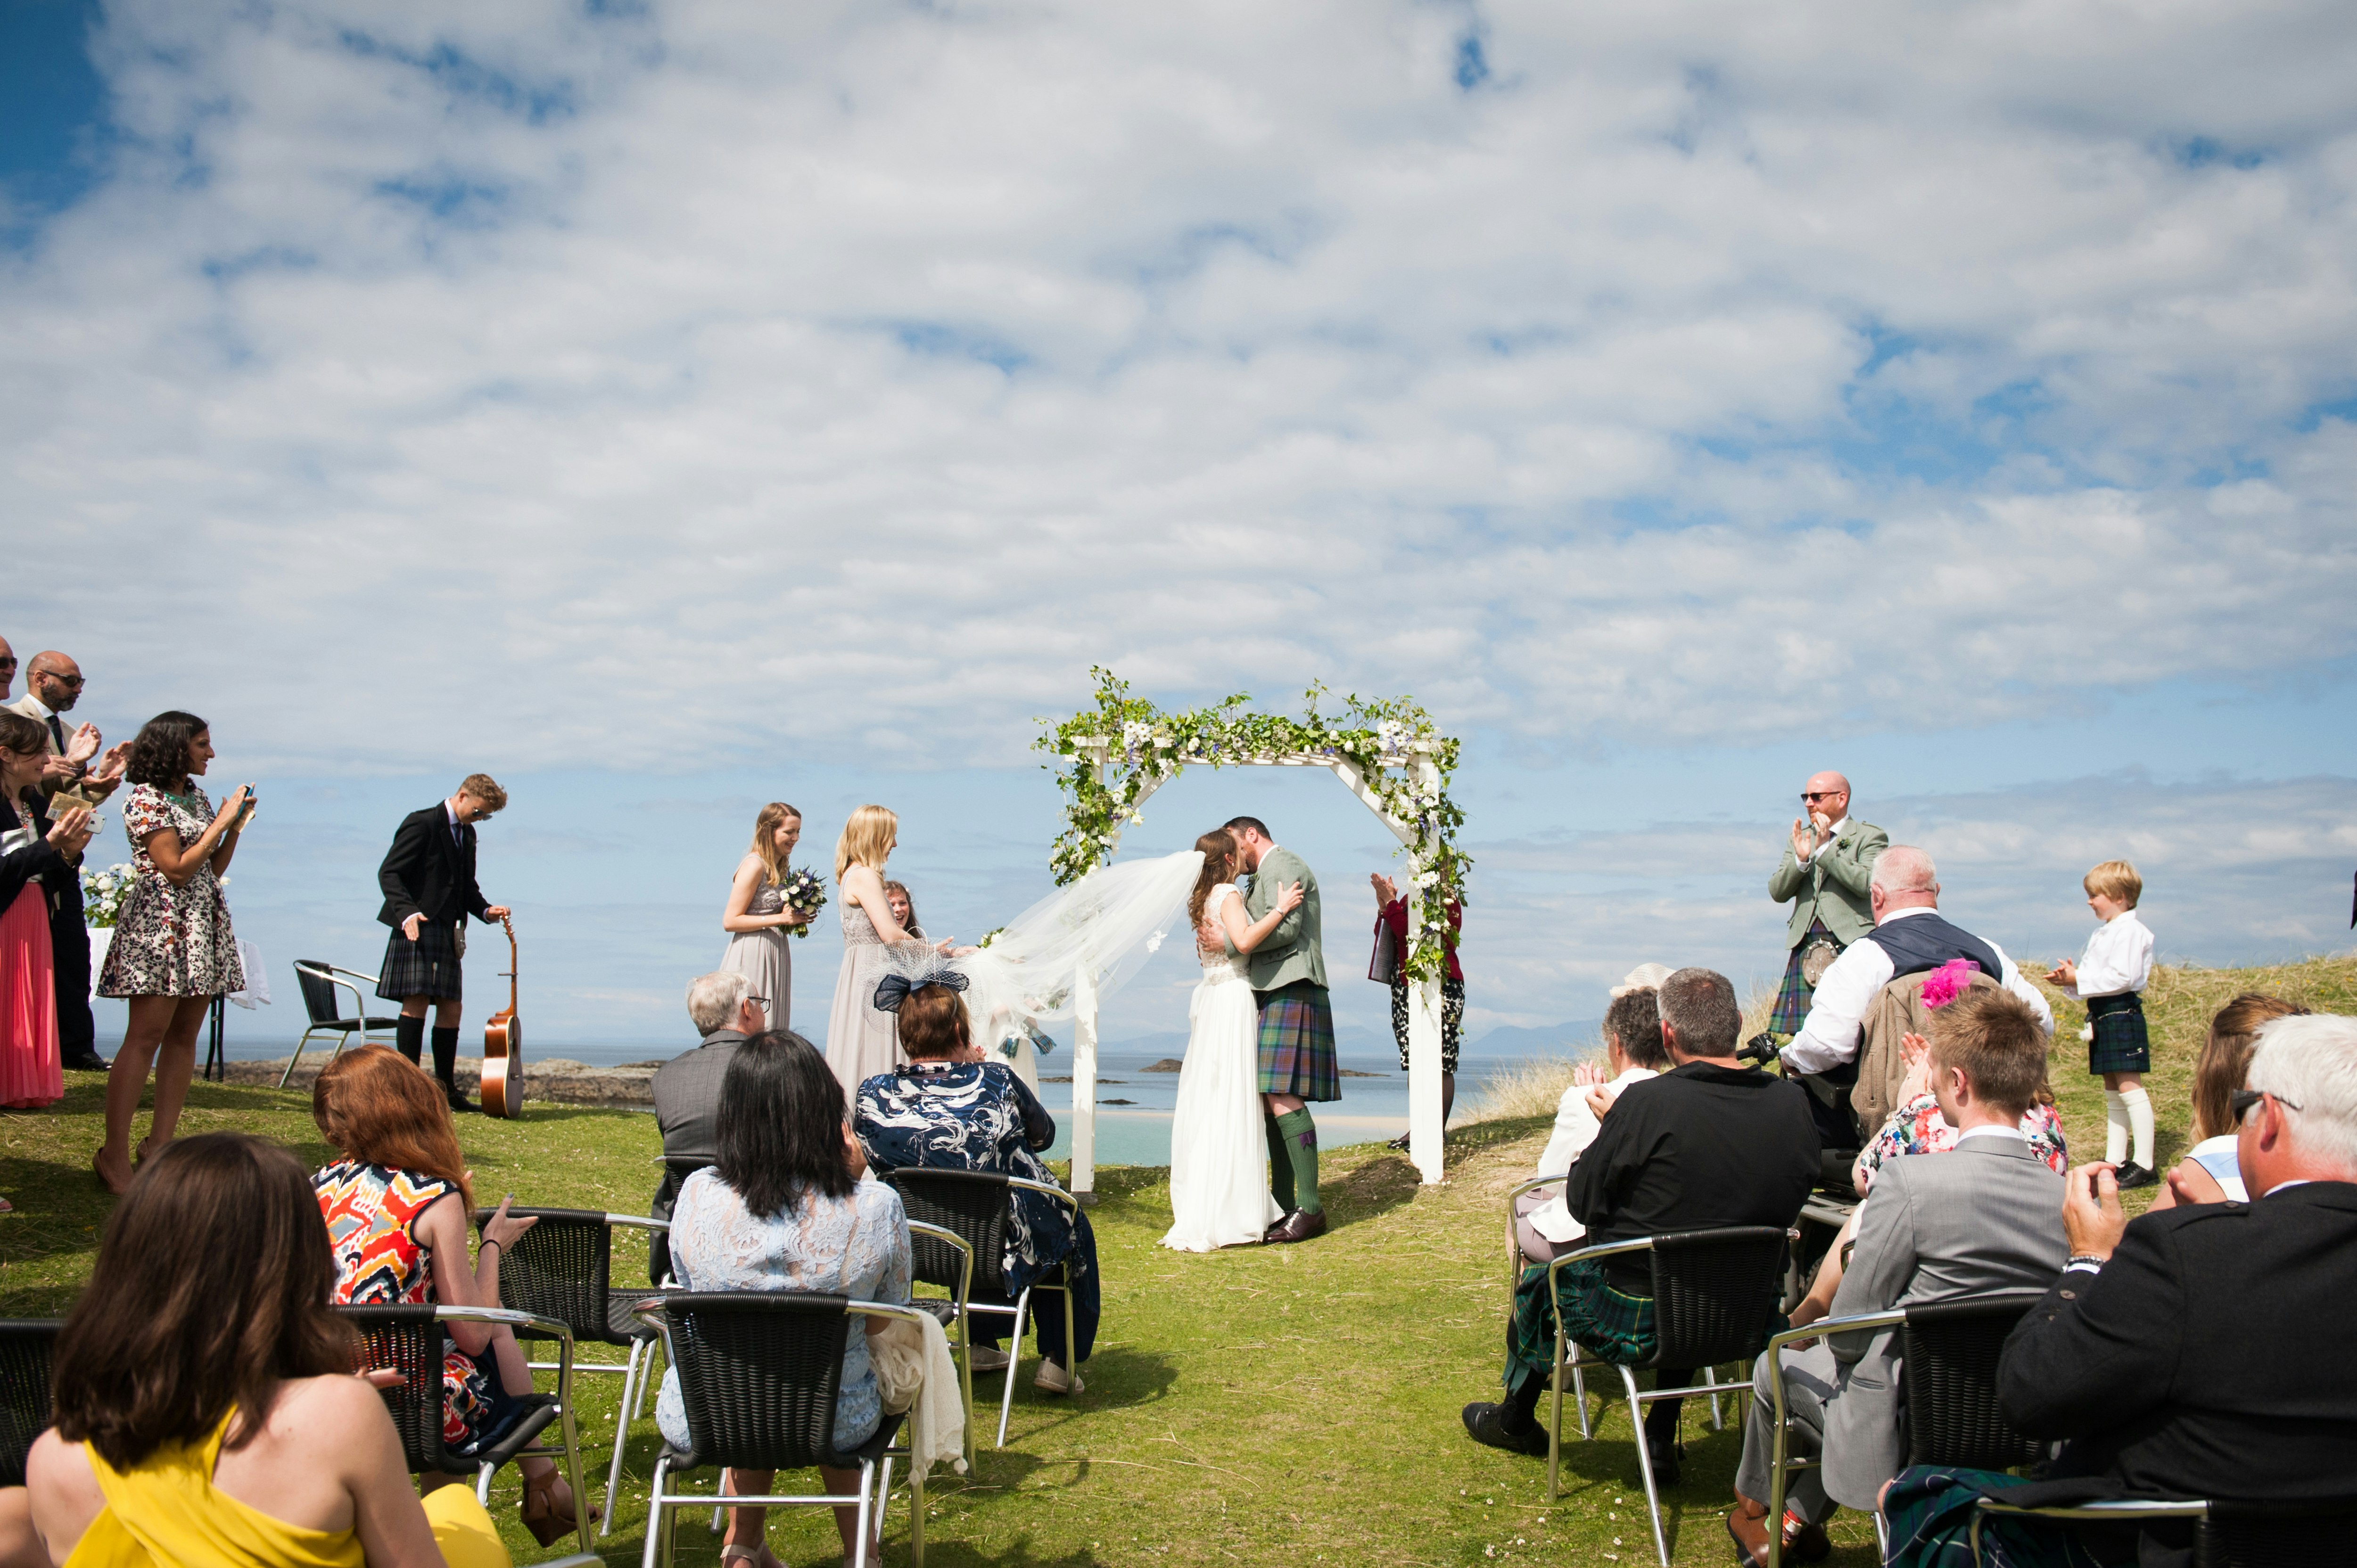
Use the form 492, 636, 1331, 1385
722, 1545, 785, 1568
519, 1471, 599, 1546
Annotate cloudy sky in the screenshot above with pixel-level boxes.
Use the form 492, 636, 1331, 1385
6, 0, 2354, 1054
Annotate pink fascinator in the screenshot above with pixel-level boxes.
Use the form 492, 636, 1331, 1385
1920, 958, 1981, 1010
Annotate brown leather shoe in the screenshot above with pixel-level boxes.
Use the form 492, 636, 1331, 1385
1263, 1212, 1293, 1243
1272, 1208, 1328, 1244
1726, 1503, 1771, 1566
1726, 1503, 1828, 1566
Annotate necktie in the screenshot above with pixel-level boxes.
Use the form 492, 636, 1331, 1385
48, 715, 65, 754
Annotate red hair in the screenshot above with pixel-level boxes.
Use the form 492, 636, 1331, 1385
313, 1046, 474, 1213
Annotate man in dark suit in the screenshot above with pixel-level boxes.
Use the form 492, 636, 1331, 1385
1996, 1012, 2357, 1565
646, 970, 774, 1284
375, 774, 510, 1110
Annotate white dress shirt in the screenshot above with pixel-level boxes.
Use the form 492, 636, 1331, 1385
1797, 815, 1851, 863
1953, 1122, 2027, 1146
1781, 906, 2054, 1074
2061, 910, 2153, 1000
1526, 1065, 1660, 1243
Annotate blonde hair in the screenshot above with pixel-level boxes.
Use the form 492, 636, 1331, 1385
457, 773, 508, 813
2085, 860, 2142, 908
834, 804, 897, 883
749, 802, 801, 887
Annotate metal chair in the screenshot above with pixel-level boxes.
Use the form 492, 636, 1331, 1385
880, 1167, 1080, 1450
473, 1207, 672, 1535
284, 961, 401, 1086
1541, 1226, 1790, 1568
0, 1320, 63, 1487
1763, 1288, 2048, 1567
1972, 1494, 2357, 1567
634, 1291, 931, 1568
338, 1303, 594, 1555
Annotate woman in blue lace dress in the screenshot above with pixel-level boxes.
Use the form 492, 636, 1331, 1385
655, 1032, 911, 1568
853, 982, 1101, 1394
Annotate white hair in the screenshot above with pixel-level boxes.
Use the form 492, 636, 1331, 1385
1870, 844, 1939, 895
684, 970, 754, 1034
2246, 1013, 2357, 1177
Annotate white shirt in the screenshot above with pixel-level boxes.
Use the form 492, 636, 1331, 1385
17, 693, 55, 722
1954, 1122, 2027, 1146
1526, 1065, 1660, 1243
1781, 906, 2055, 1074
1797, 815, 1851, 863
2063, 910, 2153, 1000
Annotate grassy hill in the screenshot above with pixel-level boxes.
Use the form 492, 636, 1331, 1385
3, 953, 2349, 1566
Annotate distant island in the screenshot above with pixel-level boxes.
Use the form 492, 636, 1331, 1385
1140, 1058, 1385, 1077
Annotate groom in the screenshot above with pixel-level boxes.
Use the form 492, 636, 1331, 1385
1228, 816, 1336, 1244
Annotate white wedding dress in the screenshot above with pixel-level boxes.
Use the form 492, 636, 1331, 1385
1161, 884, 1283, 1252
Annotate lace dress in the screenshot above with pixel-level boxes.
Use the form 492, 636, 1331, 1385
718, 870, 791, 1032
97, 783, 244, 998
654, 1168, 912, 1454
824, 901, 902, 1102
1162, 885, 1283, 1251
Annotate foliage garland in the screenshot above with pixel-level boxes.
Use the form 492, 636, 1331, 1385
1035, 667, 1468, 984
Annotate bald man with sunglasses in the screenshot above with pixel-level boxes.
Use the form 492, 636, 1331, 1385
1765, 772, 1887, 1040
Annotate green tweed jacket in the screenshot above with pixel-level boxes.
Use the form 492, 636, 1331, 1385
1767, 820, 1887, 948
1234, 845, 1328, 993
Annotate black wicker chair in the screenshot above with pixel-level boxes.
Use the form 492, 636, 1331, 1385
0, 1320, 63, 1488
881, 1167, 1079, 1450
282, 961, 400, 1086
1972, 1494, 2357, 1567
337, 1303, 593, 1555
634, 1291, 930, 1568
1540, 1226, 1790, 1567
474, 1207, 671, 1535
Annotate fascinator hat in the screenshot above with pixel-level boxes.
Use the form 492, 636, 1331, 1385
871, 938, 970, 1013
1609, 962, 1673, 999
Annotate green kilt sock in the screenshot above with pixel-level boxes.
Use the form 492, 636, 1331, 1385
1277, 1108, 1322, 1215
1265, 1111, 1293, 1212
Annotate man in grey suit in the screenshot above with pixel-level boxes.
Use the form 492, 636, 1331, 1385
646, 969, 770, 1283
1765, 771, 1887, 1038
1228, 816, 1335, 1244
1725, 986, 2066, 1565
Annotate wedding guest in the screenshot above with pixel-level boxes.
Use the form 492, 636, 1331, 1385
1517, 969, 1671, 1264
310, 1047, 588, 1545
374, 776, 511, 1112
91, 712, 251, 1196
1372, 856, 1464, 1150
884, 880, 925, 941
2148, 993, 2307, 1209
25, 1133, 510, 1568
6, 651, 126, 808
657, 1031, 911, 1568
825, 805, 923, 1101
1765, 772, 1887, 1036
646, 969, 772, 1285
2047, 860, 2159, 1188
855, 981, 1101, 1392
0, 636, 11, 700
0, 711, 89, 1111
720, 801, 816, 1033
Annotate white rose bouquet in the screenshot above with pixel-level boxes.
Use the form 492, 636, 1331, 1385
782, 867, 827, 937
81, 863, 135, 928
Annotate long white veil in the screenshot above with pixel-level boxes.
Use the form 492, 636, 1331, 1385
951, 850, 1207, 1078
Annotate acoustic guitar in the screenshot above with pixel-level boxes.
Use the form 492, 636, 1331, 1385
480, 915, 524, 1119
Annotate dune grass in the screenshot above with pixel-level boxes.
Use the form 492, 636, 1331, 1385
4, 952, 2350, 1566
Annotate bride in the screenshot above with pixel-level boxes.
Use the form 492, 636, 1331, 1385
1162, 828, 1305, 1252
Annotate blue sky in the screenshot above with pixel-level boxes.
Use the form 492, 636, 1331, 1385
6, 0, 2355, 1056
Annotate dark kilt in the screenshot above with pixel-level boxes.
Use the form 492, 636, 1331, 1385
1390, 975, 1466, 1072
2085, 992, 2150, 1075
377, 920, 464, 1002
1507, 1256, 1657, 1386
1255, 981, 1340, 1102
1768, 919, 1838, 1035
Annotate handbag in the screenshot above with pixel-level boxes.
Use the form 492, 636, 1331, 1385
1368, 908, 1400, 986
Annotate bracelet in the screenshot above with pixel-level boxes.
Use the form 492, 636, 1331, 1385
2065, 1253, 2105, 1272
481, 1240, 501, 1260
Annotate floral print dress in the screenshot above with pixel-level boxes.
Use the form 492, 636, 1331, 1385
96, 783, 243, 998
1855, 1093, 2069, 1194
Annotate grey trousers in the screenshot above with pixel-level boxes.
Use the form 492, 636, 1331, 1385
1733, 1341, 1841, 1525
1513, 1188, 1582, 1268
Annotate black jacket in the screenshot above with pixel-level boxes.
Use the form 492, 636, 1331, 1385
0, 795, 77, 926
1999, 1180, 2357, 1501
376, 804, 491, 929
1565, 1059, 1821, 1291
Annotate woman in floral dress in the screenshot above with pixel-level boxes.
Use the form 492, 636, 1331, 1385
91, 711, 250, 1194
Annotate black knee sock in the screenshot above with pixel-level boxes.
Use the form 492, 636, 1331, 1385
1500, 1366, 1547, 1434
430, 1026, 459, 1087
396, 1015, 425, 1066
1644, 1368, 1694, 1447
1265, 1112, 1292, 1213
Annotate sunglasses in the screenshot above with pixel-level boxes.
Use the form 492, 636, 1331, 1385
1801, 790, 1841, 802
0, 657, 15, 671
2231, 1088, 2301, 1123
42, 673, 86, 689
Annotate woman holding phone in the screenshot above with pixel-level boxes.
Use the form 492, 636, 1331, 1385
92, 711, 250, 1195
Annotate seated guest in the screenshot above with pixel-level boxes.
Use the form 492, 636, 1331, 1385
854, 980, 1102, 1393
656, 1031, 912, 1568
1517, 971, 1671, 1264
1464, 967, 1820, 1483
2149, 992, 2306, 1209
310, 1046, 587, 1545
648, 969, 774, 1282
1725, 987, 2067, 1565
25, 1132, 509, 1568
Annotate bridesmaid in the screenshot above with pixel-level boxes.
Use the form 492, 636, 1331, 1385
718, 801, 818, 1032
0, 711, 90, 1112
824, 805, 923, 1101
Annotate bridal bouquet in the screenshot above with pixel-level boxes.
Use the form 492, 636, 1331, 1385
782, 867, 827, 936
81, 863, 135, 928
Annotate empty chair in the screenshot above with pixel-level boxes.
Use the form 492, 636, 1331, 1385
284, 960, 401, 1086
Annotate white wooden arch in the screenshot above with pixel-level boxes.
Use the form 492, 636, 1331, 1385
1063, 737, 1451, 1197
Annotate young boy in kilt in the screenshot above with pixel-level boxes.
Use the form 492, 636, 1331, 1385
1226, 817, 1337, 1246
375, 775, 511, 1111
2046, 860, 2157, 1187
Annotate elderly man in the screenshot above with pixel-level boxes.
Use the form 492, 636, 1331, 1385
1766, 772, 1887, 1039
1778, 846, 2052, 1150
4, 649, 124, 1073
646, 969, 775, 1283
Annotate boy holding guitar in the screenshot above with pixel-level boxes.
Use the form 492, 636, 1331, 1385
375, 775, 511, 1112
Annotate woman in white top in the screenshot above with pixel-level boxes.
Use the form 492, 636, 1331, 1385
718, 802, 819, 1033
1516, 969, 1673, 1265
2151, 992, 2309, 1210
1162, 829, 1304, 1252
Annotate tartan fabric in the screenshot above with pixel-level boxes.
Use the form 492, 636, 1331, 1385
1506, 1256, 1658, 1386
376, 919, 464, 1002
1389, 975, 1466, 1072
1256, 981, 1340, 1102
1880, 1466, 2113, 1568
2085, 992, 2151, 1075
1767, 919, 1838, 1035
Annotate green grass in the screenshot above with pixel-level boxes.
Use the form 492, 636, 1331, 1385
6, 952, 2351, 1566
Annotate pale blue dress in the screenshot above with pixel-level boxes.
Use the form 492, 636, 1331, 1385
654, 1167, 912, 1453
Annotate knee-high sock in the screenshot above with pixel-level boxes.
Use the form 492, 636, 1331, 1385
396, 1015, 425, 1067
2122, 1086, 2154, 1168
2103, 1091, 2130, 1164
1500, 1363, 1547, 1434
1277, 1108, 1321, 1215
1265, 1112, 1293, 1213
1644, 1367, 1693, 1445
430, 1026, 460, 1087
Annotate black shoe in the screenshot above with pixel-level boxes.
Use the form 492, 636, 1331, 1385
1263, 1212, 1293, 1243
443, 1084, 478, 1114
1385, 1131, 1411, 1151
1644, 1431, 1681, 1487
1462, 1402, 1549, 1457
2112, 1161, 2159, 1190
1271, 1208, 1327, 1244
61, 1051, 110, 1072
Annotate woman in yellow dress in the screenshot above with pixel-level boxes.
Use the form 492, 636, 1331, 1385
20, 1132, 509, 1568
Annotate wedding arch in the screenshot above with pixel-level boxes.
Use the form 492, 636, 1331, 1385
1035, 668, 1469, 1192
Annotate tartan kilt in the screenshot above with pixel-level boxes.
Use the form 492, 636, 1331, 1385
1256, 981, 1340, 1102
1508, 1256, 1656, 1385
2085, 992, 2151, 1075
1768, 919, 1838, 1035
377, 920, 464, 1002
